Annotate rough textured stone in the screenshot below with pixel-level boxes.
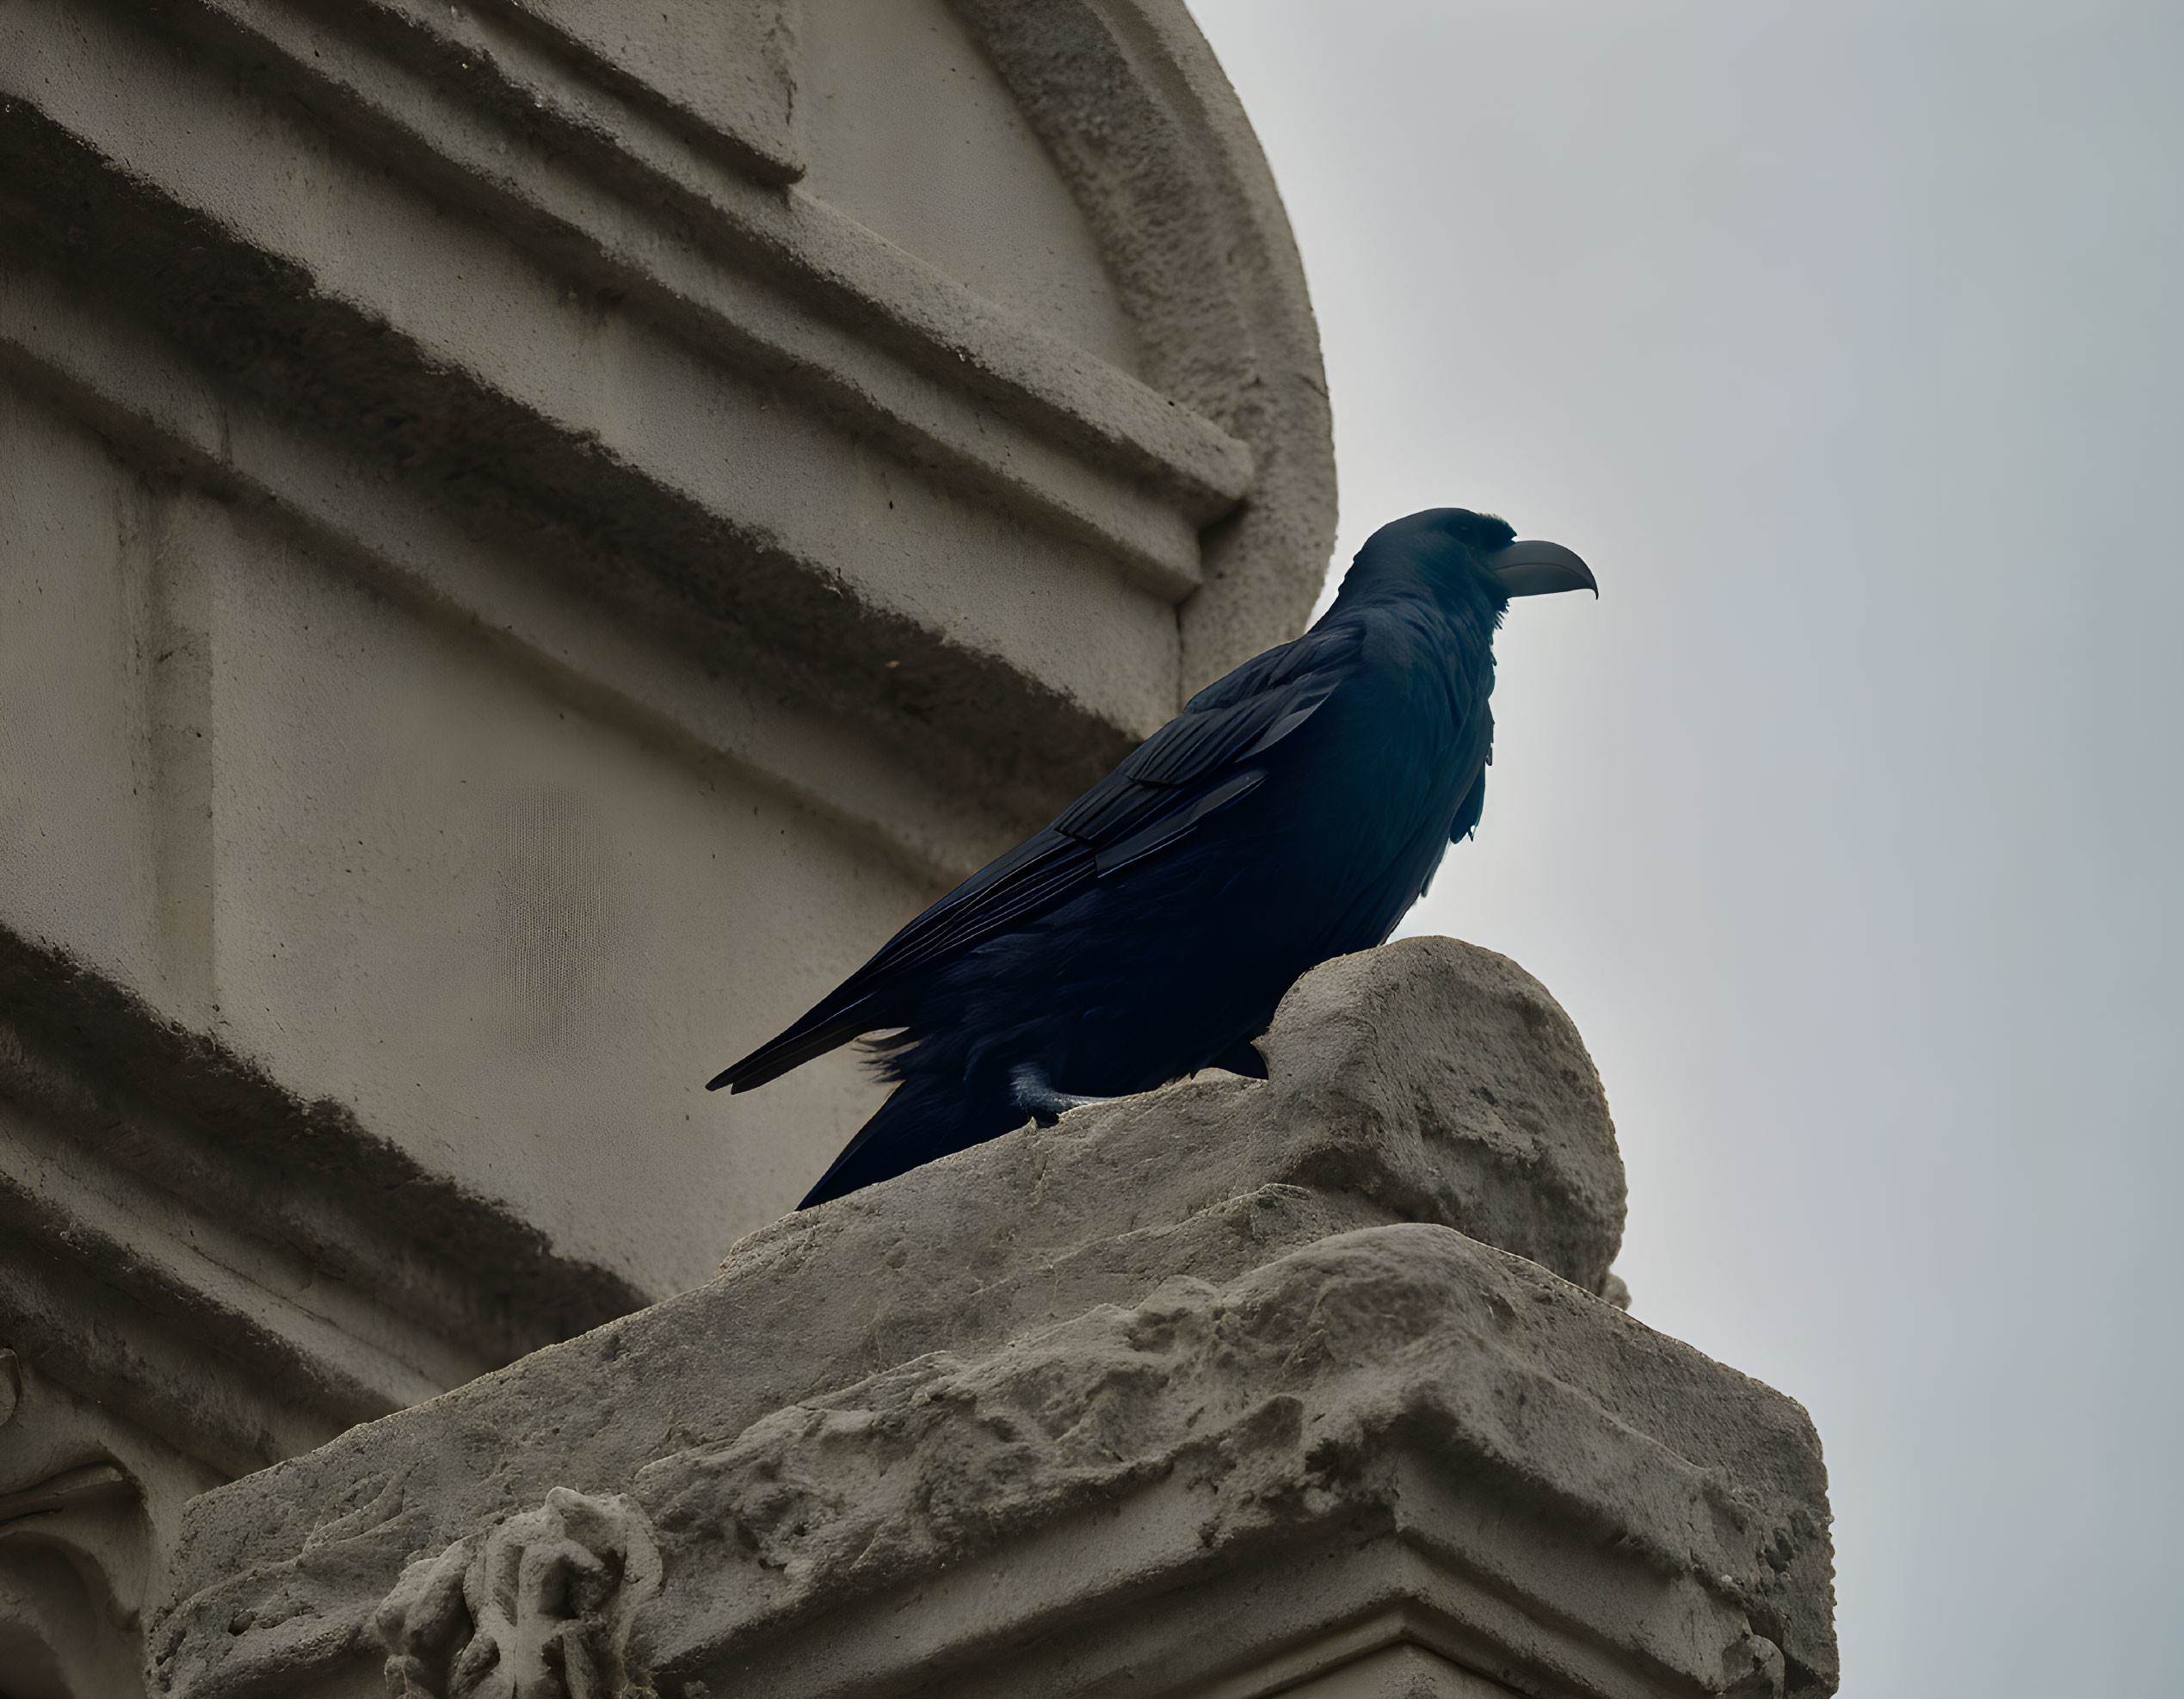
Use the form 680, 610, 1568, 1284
633, 1227, 1830, 1699
1249, 936, 1626, 1294
376, 1486, 661, 1699
150, 939, 1832, 1699
151, 938, 1623, 1600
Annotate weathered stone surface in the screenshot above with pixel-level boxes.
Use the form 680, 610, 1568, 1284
156, 1226, 1833, 1699
151, 938, 1831, 1699
1251, 936, 1626, 1294
151, 938, 1619, 1586
626, 1227, 1829, 1697
376, 1486, 660, 1699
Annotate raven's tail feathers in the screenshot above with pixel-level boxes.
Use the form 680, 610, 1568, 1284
706, 988, 898, 1093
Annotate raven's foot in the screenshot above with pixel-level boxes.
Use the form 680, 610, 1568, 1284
1009, 1064, 1110, 1128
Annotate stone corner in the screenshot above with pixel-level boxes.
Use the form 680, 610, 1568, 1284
150, 939, 1835, 1699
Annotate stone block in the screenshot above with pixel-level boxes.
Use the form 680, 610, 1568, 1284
151, 940, 1834, 1699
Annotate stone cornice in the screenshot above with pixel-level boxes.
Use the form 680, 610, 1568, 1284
466, 0, 807, 189
0, 0, 1340, 831
0, 924, 650, 1478
160, 1235, 1828, 1699
151, 943, 1833, 1699
632, 1229, 1824, 1699
7, 0, 1252, 579
0, 263, 1028, 886
185, 0, 1258, 531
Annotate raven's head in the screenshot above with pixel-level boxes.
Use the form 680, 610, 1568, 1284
1335, 508, 1598, 615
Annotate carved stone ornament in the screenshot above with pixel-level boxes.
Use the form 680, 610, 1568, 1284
374, 1488, 661, 1699
0, 1346, 163, 1699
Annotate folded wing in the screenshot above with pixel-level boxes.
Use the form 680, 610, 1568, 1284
706, 623, 1367, 1092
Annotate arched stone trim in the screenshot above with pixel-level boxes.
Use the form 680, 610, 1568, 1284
952, 0, 1339, 693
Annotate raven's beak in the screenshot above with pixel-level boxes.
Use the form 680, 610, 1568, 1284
1486, 539, 1598, 598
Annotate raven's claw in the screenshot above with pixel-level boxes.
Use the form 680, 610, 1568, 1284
1009, 1065, 1109, 1126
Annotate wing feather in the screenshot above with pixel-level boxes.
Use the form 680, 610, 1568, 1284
708, 623, 1367, 1092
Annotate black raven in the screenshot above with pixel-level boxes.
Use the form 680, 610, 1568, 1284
709, 508, 1596, 1208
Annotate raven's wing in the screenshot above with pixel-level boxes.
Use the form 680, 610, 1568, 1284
707, 623, 1367, 1092
1447, 710, 1493, 843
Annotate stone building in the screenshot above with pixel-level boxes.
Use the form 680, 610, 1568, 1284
0, 3, 1835, 1696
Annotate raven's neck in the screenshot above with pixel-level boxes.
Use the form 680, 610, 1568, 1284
1320, 560, 1505, 656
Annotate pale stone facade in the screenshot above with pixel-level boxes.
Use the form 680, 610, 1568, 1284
0, 4, 1834, 1696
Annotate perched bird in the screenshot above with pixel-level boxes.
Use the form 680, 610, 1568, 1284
710, 508, 1596, 1208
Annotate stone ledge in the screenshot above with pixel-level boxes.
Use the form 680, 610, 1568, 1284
632, 1227, 1829, 1699
0, 95, 1178, 817
0, 0, 1340, 707
274, 0, 1257, 515
15, 0, 1253, 534
0, 263, 1027, 887
472, 0, 805, 188
0, 923, 650, 1475
150, 940, 1833, 1698
152, 938, 1624, 1585
154, 1228, 1831, 1699
0, 0, 1339, 806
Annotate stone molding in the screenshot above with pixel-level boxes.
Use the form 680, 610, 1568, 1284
0, 1350, 186, 1699
631, 1229, 1818, 1699
0, 0, 1336, 837
0, 924, 649, 1480
478, 0, 805, 187
151, 941, 1836, 1699
952, 0, 1343, 694
0, 263, 1022, 889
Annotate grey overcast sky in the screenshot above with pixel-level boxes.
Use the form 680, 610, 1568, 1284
1186, 2, 2184, 1692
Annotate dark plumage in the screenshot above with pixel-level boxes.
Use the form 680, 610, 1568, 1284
709, 507, 1596, 1208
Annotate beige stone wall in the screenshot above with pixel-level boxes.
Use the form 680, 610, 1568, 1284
0, 0, 1334, 1282
0, 375, 931, 1294
0, 3, 1337, 1688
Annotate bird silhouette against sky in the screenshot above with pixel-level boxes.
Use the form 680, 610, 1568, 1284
710, 508, 1597, 1207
